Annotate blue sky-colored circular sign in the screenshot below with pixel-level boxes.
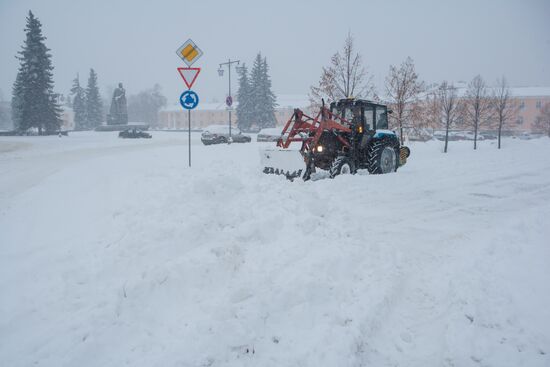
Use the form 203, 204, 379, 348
180, 90, 199, 110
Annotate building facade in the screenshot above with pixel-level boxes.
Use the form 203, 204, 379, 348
510, 88, 550, 131
157, 95, 310, 130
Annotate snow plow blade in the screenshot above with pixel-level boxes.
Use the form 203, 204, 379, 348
261, 148, 306, 181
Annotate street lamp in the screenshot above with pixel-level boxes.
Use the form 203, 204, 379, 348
218, 58, 240, 138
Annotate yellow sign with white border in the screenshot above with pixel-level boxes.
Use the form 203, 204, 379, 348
176, 39, 203, 67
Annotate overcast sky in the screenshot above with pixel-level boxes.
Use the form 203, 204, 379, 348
0, 0, 549, 105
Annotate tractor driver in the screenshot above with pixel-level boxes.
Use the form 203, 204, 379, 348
344, 106, 361, 127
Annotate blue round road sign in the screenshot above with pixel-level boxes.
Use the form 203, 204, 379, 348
180, 90, 199, 110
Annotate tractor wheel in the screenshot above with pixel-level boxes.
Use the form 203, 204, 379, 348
329, 156, 355, 178
367, 139, 399, 174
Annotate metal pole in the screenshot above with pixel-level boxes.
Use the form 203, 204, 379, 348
219, 58, 239, 141
228, 58, 231, 139
188, 109, 191, 167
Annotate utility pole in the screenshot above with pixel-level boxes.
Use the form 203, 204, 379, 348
218, 58, 240, 139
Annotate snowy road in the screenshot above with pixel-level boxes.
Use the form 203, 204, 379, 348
0, 132, 549, 367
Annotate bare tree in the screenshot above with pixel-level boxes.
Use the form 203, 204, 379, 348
534, 102, 550, 137
491, 77, 518, 149
127, 84, 167, 126
438, 82, 459, 153
309, 33, 375, 108
464, 75, 493, 149
385, 57, 424, 144
420, 84, 442, 130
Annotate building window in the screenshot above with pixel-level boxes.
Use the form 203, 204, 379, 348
536, 100, 542, 108
519, 101, 525, 110
516, 116, 524, 125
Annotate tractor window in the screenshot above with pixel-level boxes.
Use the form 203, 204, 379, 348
363, 107, 374, 130
376, 107, 388, 129
343, 107, 353, 122
343, 107, 360, 126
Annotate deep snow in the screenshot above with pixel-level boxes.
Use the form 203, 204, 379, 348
0, 132, 549, 367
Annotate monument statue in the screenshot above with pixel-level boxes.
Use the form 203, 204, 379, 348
107, 82, 128, 125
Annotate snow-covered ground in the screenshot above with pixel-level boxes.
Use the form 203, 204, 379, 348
0, 132, 549, 367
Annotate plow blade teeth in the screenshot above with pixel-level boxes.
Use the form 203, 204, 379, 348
260, 147, 305, 175
260, 147, 306, 181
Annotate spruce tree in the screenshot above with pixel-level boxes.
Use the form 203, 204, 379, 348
70, 74, 86, 130
236, 63, 253, 131
260, 57, 277, 128
250, 53, 277, 129
85, 68, 103, 129
250, 53, 263, 127
11, 11, 61, 134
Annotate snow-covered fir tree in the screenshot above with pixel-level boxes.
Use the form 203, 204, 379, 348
85, 68, 103, 129
11, 11, 61, 134
236, 63, 254, 131
70, 74, 86, 130
250, 53, 277, 129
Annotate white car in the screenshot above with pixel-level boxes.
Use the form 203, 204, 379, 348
257, 127, 284, 142
200, 125, 251, 145
463, 131, 484, 141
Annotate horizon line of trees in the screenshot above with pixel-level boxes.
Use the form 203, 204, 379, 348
7, 12, 549, 140
309, 33, 550, 151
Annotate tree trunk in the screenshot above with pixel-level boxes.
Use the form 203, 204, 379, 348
498, 118, 502, 149
444, 118, 449, 153
399, 116, 404, 145
474, 121, 478, 150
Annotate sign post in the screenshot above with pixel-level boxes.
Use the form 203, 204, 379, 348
175, 39, 203, 167
179, 90, 199, 167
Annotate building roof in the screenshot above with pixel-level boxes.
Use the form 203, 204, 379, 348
443, 83, 550, 98
501, 87, 550, 98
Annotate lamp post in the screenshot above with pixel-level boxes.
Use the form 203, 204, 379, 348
218, 58, 240, 138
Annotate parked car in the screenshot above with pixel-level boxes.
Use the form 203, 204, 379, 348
480, 132, 497, 140
257, 127, 284, 142
518, 132, 543, 140
463, 131, 484, 141
119, 129, 151, 139
407, 128, 433, 142
433, 131, 446, 141
447, 131, 463, 141
200, 125, 251, 145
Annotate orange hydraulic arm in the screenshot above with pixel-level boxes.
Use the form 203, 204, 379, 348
276, 106, 353, 153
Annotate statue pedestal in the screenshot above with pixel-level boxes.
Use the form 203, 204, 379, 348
107, 113, 128, 126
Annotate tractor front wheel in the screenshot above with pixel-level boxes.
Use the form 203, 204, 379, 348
329, 156, 355, 178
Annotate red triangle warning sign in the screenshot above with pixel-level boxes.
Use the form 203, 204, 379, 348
177, 67, 201, 89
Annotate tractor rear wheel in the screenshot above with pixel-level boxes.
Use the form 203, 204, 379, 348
367, 140, 399, 174
329, 156, 355, 178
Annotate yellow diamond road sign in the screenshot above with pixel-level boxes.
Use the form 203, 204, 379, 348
176, 39, 203, 67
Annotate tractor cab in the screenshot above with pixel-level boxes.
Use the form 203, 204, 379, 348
329, 99, 389, 131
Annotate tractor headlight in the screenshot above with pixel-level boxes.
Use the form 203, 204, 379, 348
316, 145, 323, 152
